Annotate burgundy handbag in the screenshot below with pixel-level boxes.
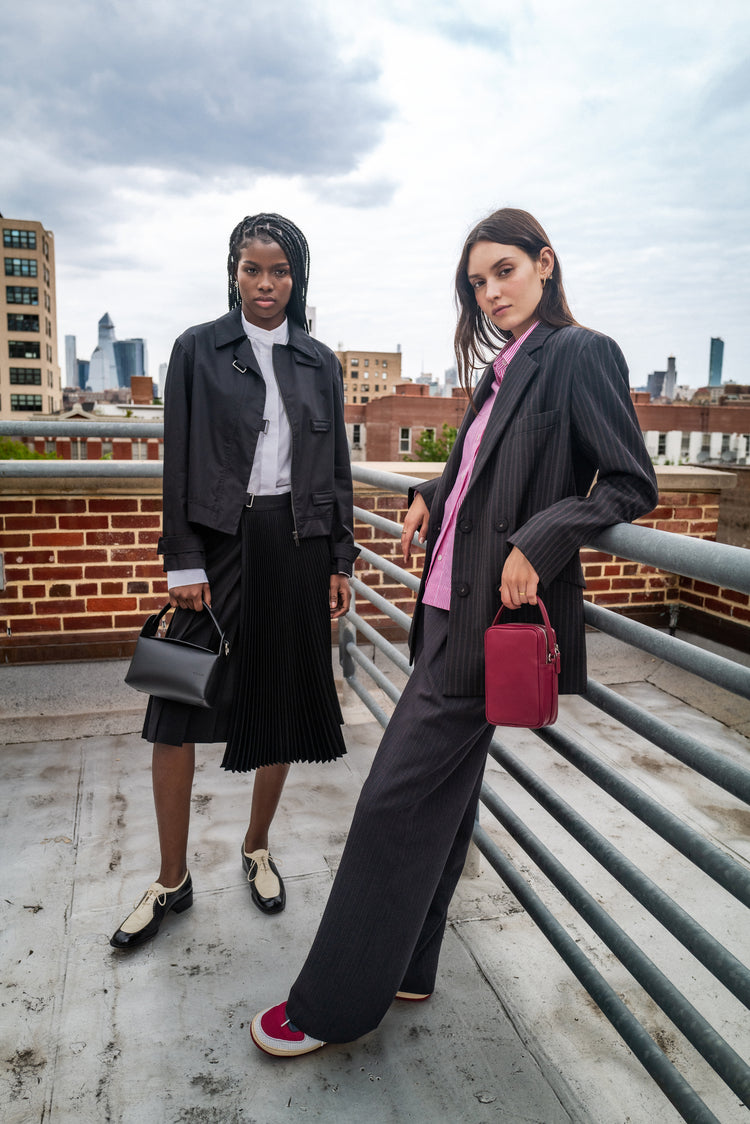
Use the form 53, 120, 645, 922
484, 597, 560, 728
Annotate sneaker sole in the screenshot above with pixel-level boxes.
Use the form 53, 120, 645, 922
250, 1018, 325, 1057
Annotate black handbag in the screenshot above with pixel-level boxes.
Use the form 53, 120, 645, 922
125, 602, 230, 709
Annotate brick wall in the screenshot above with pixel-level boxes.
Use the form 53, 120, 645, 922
0, 469, 747, 663
0, 480, 168, 662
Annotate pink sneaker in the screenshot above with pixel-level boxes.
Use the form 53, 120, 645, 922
251, 1002, 325, 1057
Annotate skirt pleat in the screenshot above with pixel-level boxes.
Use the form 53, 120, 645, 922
142, 496, 346, 772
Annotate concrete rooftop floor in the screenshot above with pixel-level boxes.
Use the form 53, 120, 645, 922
1, 632, 749, 1124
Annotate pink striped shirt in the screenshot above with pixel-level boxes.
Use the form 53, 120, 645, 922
422, 322, 539, 610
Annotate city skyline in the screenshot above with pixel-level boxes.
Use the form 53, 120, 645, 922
1, 0, 748, 388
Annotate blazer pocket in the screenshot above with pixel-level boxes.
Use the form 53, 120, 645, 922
312, 491, 335, 505
310, 419, 331, 432
511, 410, 559, 435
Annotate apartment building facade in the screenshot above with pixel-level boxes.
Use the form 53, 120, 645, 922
335, 348, 412, 404
1, 216, 61, 420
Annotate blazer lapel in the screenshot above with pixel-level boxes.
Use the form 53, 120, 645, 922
467, 325, 553, 492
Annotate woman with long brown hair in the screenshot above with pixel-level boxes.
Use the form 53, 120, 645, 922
251, 207, 658, 1055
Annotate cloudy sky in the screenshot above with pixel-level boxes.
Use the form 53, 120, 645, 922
2, 0, 748, 389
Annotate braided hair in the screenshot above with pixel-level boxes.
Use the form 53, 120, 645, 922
227, 213, 310, 331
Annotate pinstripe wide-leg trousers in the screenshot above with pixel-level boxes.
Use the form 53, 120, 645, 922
286, 606, 495, 1043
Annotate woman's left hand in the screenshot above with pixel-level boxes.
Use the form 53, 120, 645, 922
329, 574, 351, 618
500, 547, 540, 609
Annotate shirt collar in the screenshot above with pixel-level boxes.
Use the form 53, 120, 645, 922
241, 312, 289, 347
493, 320, 540, 384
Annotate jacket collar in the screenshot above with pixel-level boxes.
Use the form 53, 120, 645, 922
213, 307, 321, 367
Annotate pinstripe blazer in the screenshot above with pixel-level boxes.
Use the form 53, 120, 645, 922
410, 324, 658, 695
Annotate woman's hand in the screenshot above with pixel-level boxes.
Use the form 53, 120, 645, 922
168, 582, 211, 611
500, 548, 539, 609
401, 493, 430, 564
329, 574, 351, 619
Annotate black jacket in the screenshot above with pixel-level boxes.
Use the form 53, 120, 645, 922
157, 308, 359, 575
411, 324, 658, 695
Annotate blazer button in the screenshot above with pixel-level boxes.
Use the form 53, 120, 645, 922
495, 518, 508, 532
458, 518, 473, 533
455, 582, 470, 597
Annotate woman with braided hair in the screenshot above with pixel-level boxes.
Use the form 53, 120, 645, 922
111, 213, 358, 949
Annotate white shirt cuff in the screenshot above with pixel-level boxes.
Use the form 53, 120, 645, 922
167, 568, 208, 589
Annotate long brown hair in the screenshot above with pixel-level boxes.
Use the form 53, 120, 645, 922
454, 208, 577, 394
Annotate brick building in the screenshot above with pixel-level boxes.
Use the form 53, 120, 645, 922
345, 383, 468, 461
634, 401, 750, 466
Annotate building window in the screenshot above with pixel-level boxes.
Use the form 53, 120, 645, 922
43, 265, 50, 284
721, 434, 730, 453
11, 394, 43, 411
3, 229, 37, 249
5, 258, 38, 277
374, 385, 379, 392
399, 427, 411, 453
657, 433, 666, 455
46, 344, 53, 362
701, 433, 711, 451
352, 424, 361, 447
9, 340, 41, 359
7, 313, 39, 332
350, 358, 359, 367
352, 395, 357, 403
364, 359, 369, 367
680, 432, 690, 457
422, 428, 436, 442
382, 361, 388, 369
10, 367, 42, 385
374, 358, 379, 365
6, 285, 39, 305
363, 371, 369, 379
70, 439, 88, 460
361, 395, 369, 404
43, 238, 49, 258
382, 371, 387, 379
44, 292, 51, 311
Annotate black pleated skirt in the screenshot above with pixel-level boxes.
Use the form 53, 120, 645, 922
141, 495, 346, 772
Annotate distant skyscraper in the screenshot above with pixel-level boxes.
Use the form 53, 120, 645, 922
647, 370, 665, 399
88, 312, 118, 391
65, 334, 77, 387
444, 365, 458, 389
114, 338, 147, 388
663, 356, 677, 400
709, 337, 724, 387
77, 359, 89, 389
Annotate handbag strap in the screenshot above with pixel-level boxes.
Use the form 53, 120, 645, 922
489, 597, 558, 664
153, 601, 226, 651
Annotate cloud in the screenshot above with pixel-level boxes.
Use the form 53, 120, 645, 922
0, 1, 393, 194
374, 0, 511, 50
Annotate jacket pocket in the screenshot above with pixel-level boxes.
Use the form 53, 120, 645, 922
310, 419, 331, 432
312, 491, 335, 505
511, 410, 559, 435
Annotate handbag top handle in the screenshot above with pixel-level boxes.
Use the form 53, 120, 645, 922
153, 600, 226, 648
490, 597, 558, 663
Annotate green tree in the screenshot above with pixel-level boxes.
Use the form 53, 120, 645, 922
404, 423, 457, 462
0, 437, 60, 460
